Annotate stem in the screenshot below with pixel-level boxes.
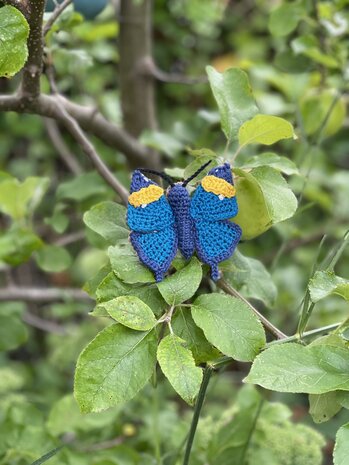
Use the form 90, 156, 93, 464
218, 279, 287, 340
43, 0, 73, 36
268, 322, 341, 347
182, 367, 213, 465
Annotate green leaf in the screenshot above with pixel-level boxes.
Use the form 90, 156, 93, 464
183, 156, 217, 182
0, 314, 28, 352
57, 172, 111, 202
309, 271, 349, 303
334, 423, 349, 465
157, 334, 202, 405
140, 130, 184, 158
221, 250, 277, 307
269, 3, 305, 37
74, 324, 157, 412
108, 242, 155, 284
0, 6, 29, 77
233, 167, 297, 240
206, 66, 258, 141
157, 257, 202, 305
172, 308, 220, 363
35, 245, 72, 273
47, 394, 119, 437
242, 152, 299, 176
238, 115, 295, 147
191, 293, 266, 362
0, 177, 49, 220
309, 392, 342, 424
95, 272, 166, 317
245, 343, 349, 394
0, 227, 43, 266
84, 201, 129, 244
99, 296, 157, 331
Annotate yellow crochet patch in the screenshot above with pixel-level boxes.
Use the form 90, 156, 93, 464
129, 185, 164, 207
202, 175, 236, 198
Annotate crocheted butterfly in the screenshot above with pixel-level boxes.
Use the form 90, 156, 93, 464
126, 162, 242, 282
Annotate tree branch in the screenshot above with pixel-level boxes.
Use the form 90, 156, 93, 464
21, 0, 46, 99
146, 60, 207, 85
51, 97, 129, 204
0, 92, 150, 167
0, 286, 92, 302
43, 0, 73, 36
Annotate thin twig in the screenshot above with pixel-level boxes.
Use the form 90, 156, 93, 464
217, 279, 287, 340
23, 312, 67, 334
148, 62, 207, 85
43, 0, 73, 36
54, 230, 85, 247
0, 286, 92, 302
44, 118, 83, 175
77, 436, 124, 452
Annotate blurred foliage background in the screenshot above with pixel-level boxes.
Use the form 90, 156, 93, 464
0, 0, 348, 464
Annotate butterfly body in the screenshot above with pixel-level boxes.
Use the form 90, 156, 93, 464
127, 163, 242, 282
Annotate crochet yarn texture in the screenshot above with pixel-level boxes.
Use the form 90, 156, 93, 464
126, 163, 242, 282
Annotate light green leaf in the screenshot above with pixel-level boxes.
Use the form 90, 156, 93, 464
157, 257, 202, 305
309, 271, 349, 303
95, 272, 166, 317
301, 90, 346, 137
191, 293, 266, 361
245, 343, 349, 394
233, 167, 297, 240
0, 6, 29, 77
74, 324, 157, 412
309, 392, 342, 424
243, 152, 299, 176
292, 35, 339, 68
99, 296, 157, 331
108, 242, 155, 284
269, 3, 305, 37
206, 66, 258, 141
35, 245, 72, 273
157, 334, 202, 405
84, 201, 129, 244
172, 308, 220, 363
334, 423, 349, 465
221, 250, 277, 307
238, 115, 295, 147
0, 177, 49, 220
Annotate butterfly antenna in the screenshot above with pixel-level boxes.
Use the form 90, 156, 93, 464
139, 168, 175, 187
182, 160, 212, 186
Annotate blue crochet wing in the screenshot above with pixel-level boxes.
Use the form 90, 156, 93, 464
195, 220, 241, 280
127, 170, 177, 282
190, 163, 241, 280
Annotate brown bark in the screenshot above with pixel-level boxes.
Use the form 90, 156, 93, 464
119, 0, 159, 167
